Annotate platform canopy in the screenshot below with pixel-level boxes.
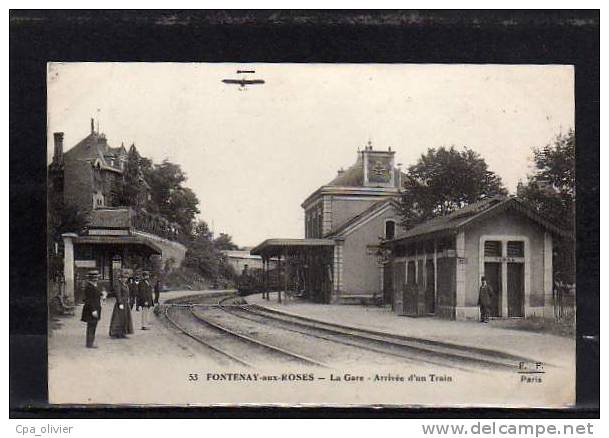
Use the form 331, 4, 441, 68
72, 234, 163, 255
250, 238, 335, 257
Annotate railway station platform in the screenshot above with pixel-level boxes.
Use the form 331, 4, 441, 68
245, 293, 575, 369
48, 289, 233, 404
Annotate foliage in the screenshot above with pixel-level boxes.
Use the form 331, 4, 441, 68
398, 146, 507, 229
517, 129, 575, 282
112, 144, 150, 207
182, 220, 220, 278
145, 159, 200, 235
517, 130, 575, 230
47, 198, 88, 279
111, 150, 240, 286
213, 232, 239, 250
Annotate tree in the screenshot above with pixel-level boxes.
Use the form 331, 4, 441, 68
398, 146, 507, 229
113, 144, 149, 208
517, 129, 575, 229
183, 220, 220, 279
146, 160, 201, 235
213, 232, 239, 250
47, 200, 88, 279
517, 129, 575, 282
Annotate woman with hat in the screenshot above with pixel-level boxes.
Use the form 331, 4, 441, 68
109, 269, 134, 338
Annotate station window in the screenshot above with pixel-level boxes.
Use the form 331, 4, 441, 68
507, 241, 524, 257
385, 220, 396, 240
484, 240, 502, 257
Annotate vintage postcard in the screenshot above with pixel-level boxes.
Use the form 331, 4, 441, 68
47, 63, 575, 407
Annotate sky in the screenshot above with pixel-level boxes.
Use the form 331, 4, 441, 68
47, 63, 574, 247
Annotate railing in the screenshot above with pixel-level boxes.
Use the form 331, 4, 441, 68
552, 284, 576, 322
131, 209, 182, 242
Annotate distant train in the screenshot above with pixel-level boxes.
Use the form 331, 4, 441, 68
236, 268, 284, 297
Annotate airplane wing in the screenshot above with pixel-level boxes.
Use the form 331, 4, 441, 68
222, 79, 265, 85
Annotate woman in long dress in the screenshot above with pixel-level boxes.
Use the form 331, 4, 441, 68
109, 269, 134, 338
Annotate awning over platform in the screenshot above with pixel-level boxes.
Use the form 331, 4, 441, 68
72, 234, 163, 255
250, 238, 335, 257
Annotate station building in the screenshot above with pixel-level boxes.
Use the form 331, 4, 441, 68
222, 250, 266, 272
252, 142, 405, 304
49, 119, 186, 304
383, 196, 571, 320
251, 142, 570, 320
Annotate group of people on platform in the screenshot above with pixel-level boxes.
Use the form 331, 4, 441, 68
80, 269, 161, 349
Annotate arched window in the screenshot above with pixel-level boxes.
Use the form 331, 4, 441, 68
385, 220, 396, 240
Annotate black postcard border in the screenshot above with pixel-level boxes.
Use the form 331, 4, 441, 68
9, 10, 599, 418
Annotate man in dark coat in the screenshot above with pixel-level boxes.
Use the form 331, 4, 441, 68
137, 271, 154, 330
154, 277, 161, 306
80, 270, 105, 348
478, 276, 494, 323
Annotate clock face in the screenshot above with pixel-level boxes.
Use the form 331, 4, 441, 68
368, 156, 392, 183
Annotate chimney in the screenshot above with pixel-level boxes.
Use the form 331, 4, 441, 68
337, 168, 345, 177
90, 118, 95, 134
53, 132, 64, 165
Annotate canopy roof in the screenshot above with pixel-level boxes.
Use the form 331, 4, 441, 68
384, 196, 572, 247
72, 234, 162, 254
250, 238, 335, 257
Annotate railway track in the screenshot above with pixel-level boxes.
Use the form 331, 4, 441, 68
220, 301, 538, 371
164, 304, 329, 368
164, 305, 253, 367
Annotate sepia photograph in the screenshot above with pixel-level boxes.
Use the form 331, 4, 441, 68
44, 62, 577, 407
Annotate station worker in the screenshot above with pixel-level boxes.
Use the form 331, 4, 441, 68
478, 276, 494, 323
80, 270, 106, 348
109, 269, 134, 338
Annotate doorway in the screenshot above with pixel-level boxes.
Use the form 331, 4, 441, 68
507, 263, 524, 317
484, 262, 502, 317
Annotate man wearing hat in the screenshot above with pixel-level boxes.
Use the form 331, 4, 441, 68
137, 271, 154, 330
478, 276, 494, 323
80, 270, 106, 348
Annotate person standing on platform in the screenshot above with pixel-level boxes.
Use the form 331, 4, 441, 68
478, 276, 494, 323
80, 270, 105, 348
137, 271, 154, 330
128, 275, 137, 310
152, 276, 162, 316
109, 269, 134, 338
154, 276, 161, 306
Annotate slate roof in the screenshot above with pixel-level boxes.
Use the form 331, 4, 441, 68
386, 196, 571, 245
250, 238, 335, 256
63, 132, 126, 171
324, 198, 400, 238
328, 155, 365, 187
325, 153, 406, 188
87, 208, 133, 229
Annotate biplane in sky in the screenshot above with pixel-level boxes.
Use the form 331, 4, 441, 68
222, 70, 265, 89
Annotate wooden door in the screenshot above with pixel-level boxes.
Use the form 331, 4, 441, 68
484, 262, 502, 317
507, 263, 524, 317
